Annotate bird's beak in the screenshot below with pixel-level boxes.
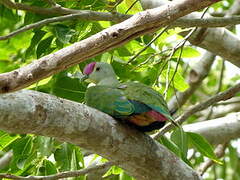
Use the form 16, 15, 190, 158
80, 74, 89, 82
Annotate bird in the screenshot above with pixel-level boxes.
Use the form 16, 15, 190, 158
82, 62, 173, 132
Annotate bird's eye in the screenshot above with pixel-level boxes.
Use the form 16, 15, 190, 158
96, 67, 100, 71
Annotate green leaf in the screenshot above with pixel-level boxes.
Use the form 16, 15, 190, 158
158, 136, 181, 157
25, 29, 47, 58
116, 46, 132, 57
10, 136, 34, 169
112, 166, 123, 175
120, 171, 133, 180
173, 47, 201, 58
34, 136, 54, 157
187, 132, 222, 164
51, 71, 86, 103
53, 24, 76, 44
103, 166, 123, 178
70, 148, 83, 171
0, 131, 19, 150
54, 143, 72, 171
36, 36, 54, 58
37, 159, 57, 176
43, 160, 58, 175
171, 128, 188, 159
228, 145, 238, 169
54, 143, 83, 172
162, 69, 189, 92
102, 166, 113, 178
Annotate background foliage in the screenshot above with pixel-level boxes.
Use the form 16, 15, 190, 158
0, 0, 239, 179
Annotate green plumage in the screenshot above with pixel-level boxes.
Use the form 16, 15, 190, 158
120, 82, 173, 120
85, 82, 172, 120
83, 62, 172, 132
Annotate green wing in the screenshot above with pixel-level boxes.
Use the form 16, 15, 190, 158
119, 82, 173, 120
85, 86, 134, 116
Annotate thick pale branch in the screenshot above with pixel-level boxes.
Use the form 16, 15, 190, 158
0, 90, 201, 180
0, 0, 220, 93
198, 101, 240, 121
183, 113, 240, 145
155, 82, 240, 137
182, 26, 240, 68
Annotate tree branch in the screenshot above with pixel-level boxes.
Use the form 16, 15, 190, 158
0, 0, 128, 22
168, 51, 215, 112
0, 0, 219, 93
0, 13, 129, 41
0, 151, 13, 170
155, 82, 240, 138
168, 0, 239, 113
183, 113, 240, 145
3, 14, 240, 41
0, 162, 113, 180
141, 0, 240, 69
0, 90, 202, 180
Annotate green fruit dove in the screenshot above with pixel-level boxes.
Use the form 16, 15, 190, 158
82, 62, 173, 132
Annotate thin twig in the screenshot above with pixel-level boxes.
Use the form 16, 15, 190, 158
197, 143, 228, 176
0, 13, 130, 41
205, 59, 225, 120
214, 97, 240, 106
127, 26, 170, 64
125, 0, 139, 14
43, 0, 58, 7
1, 0, 240, 28
0, 0, 129, 21
0, 162, 113, 180
162, 6, 209, 97
109, 0, 124, 12
153, 82, 240, 139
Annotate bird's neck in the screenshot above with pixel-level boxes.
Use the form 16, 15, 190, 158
97, 76, 119, 86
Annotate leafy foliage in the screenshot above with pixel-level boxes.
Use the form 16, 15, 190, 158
0, 0, 239, 179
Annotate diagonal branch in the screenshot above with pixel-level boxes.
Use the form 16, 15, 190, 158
0, 162, 113, 180
0, 13, 130, 41
183, 113, 240, 145
154, 82, 240, 138
168, 51, 215, 112
0, 0, 220, 94
141, 0, 240, 69
3, 14, 240, 41
0, 90, 202, 180
0, 0, 128, 22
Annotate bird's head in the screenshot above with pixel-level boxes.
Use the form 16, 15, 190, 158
82, 62, 118, 85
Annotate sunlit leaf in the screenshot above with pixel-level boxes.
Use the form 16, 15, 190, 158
162, 69, 189, 92
171, 128, 188, 159
187, 132, 222, 164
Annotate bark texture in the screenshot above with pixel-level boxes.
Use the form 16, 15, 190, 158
0, 90, 202, 180
183, 113, 240, 145
0, 0, 220, 93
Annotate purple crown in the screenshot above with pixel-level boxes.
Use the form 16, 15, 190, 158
83, 62, 96, 75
